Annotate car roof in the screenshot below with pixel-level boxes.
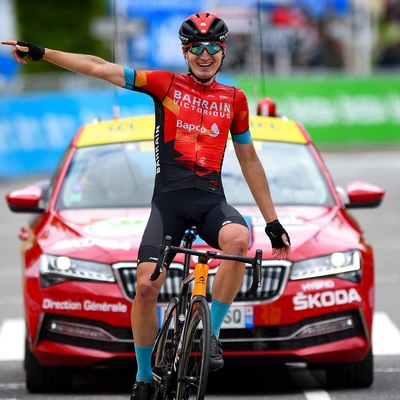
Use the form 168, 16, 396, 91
74, 115, 310, 148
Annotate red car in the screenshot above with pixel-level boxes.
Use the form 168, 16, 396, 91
6, 111, 384, 393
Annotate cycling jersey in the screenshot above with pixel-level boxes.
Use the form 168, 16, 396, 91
123, 68, 251, 196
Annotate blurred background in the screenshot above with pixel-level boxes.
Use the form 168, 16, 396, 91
1, 0, 400, 179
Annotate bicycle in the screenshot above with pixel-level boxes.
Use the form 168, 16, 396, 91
149, 227, 262, 400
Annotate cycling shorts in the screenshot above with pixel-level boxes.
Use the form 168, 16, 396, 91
137, 188, 248, 267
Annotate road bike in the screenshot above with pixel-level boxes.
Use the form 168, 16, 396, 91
149, 227, 262, 400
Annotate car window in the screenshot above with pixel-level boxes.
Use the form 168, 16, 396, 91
56, 139, 333, 210
56, 142, 155, 209
222, 141, 335, 206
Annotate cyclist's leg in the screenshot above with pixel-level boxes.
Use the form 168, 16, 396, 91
212, 222, 249, 301
210, 221, 249, 344
199, 200, 250, 305
211, 223, 249, 369
131, 193, 187, 384
197, 199, 250, 370
131, 261, 165, 380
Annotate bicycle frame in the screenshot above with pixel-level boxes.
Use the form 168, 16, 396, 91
150, 227, 262, 399
149, 228, 262, 295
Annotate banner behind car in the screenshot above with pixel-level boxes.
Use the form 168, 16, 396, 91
0, 89, 153, 179
238, 76, 400, 146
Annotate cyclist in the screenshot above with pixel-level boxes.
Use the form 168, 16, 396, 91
2, 11, 290, 400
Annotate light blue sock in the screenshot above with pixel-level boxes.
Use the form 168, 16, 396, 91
134, 344, 153, 383
210, 299, 231, 339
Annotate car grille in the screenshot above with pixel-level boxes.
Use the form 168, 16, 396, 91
114, 261, 290, 303
39, 309, 365, 356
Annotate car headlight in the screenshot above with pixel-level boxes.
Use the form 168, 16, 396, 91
40, 254, 115, 287
290, 251, 361, 281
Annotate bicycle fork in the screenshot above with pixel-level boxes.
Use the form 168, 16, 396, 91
173, 260, 209, 373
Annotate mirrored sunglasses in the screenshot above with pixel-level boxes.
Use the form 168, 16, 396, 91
186, 42, 223, 56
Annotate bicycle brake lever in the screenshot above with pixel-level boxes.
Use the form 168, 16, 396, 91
247, 249, 262, 296
149, 235, 172, 281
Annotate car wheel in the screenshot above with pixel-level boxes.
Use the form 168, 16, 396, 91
25, 337, 73, 393
326, 349, 373, 388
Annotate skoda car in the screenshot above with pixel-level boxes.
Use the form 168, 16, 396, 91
6, 110, 384, 393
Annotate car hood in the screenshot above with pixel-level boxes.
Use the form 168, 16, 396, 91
240, 205, 361, 260
38, 205, 360, 263
40, 208, 151, 263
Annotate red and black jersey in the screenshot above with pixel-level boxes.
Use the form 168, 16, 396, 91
124, 68, 250, 196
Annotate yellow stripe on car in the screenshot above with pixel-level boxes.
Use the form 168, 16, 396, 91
249, 116, 308, 144
76, 115, 307, 148
76, 115, 155, 147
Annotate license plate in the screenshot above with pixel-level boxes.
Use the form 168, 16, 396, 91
222, 305, 254, 329
157, 304, 254, 329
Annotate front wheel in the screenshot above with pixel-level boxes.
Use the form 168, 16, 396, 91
176, 297, 211, 400
152, 297, 179, 400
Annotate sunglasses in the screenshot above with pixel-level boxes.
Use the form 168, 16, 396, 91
185, 42, 223, 56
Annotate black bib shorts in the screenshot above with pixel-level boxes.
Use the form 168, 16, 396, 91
137, 188, 248, 267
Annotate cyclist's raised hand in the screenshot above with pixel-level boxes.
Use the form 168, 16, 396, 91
1, 40, 126, 87
1, 40, 45, 64
265, 219, 291, 260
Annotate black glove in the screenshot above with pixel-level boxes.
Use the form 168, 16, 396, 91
16, 41, 45, 61
265, 219, 290, 248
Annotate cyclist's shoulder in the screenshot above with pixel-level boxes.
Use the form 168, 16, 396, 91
212, 80, 247, 99
133, 69, 175, 92
136, 69, 174, 79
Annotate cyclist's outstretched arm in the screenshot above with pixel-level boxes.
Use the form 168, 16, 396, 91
1, 40, 126, 88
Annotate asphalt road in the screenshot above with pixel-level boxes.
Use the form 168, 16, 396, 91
0, 147, 399, 400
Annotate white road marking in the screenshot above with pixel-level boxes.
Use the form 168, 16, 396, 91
289, 367, 331, 400
0, 382, 24, 390
0, 319, 24, 361
0, 312, 399, 362
304, 391, 331, 400
372, 312, 400, 355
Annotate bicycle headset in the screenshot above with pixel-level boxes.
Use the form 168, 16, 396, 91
179, 12, 229, 83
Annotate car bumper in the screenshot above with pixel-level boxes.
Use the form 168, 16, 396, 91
30, 307, 370, 368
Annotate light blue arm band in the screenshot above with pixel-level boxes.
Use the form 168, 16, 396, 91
123, 66, 135, 90
231, 129, 252, 144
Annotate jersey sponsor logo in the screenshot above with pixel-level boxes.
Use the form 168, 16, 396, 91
293, 288, 362, 311
198, 156, 207, 166
176, 119, 221, 138
177, 119, 208, 134
155, 124, 161, 174
209, 123, 220, 137
173, 89, 231, 118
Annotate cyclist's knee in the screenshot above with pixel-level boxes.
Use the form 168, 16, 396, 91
219, 224, 250, 254
135, 263, 162, 303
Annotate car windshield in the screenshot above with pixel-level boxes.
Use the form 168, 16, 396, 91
223, 140, 334, 206
56, 140, 334, 210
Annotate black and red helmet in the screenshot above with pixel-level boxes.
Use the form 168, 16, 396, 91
179, 12, 229, 44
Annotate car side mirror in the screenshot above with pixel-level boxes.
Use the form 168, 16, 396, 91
5, 180, 50, 214
344, 181, 385, 209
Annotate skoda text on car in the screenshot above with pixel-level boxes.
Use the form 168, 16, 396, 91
6, 110, 385, 392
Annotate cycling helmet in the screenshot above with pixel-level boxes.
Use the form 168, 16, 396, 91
179, 12, 229, 44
